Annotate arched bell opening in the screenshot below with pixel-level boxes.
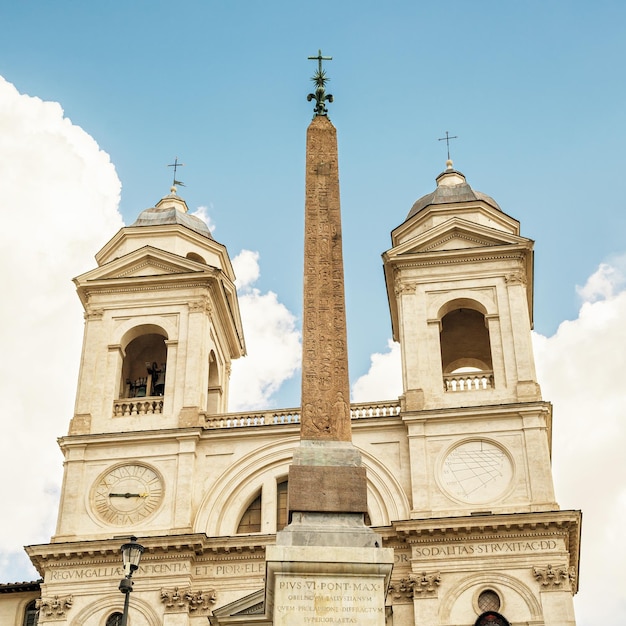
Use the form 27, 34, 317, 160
206, 350, 222, 414
439, 303, 494, 392
120, 329, 168, 400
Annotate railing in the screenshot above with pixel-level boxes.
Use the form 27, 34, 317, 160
443, 372, 494, 392
204, 400, 401, 430
113, 397, 164, 417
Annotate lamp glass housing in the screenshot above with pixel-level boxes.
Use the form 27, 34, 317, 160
120, 538, 144, 577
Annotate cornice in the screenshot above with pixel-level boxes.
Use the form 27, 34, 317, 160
26, 533, 274, 572
401, 400, 552, 424
382, 510, 580, 540
390, 249, 529, 270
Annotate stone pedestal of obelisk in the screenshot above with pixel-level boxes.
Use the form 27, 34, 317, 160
265, 56, 393, 625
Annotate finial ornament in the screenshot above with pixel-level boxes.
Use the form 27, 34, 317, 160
167, 157, 186, 190
307, 49, 334, 118
438, 131, 458, 162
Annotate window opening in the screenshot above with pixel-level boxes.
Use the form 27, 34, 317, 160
207, 350, 221, 414
23, 600, 39, 626
237, 492, 262, 533
106, 613, 123, 626
121, 333, 167, 398
276, 480, 288, 531
478, 590, 501, 613
474, 611, 510, 626
440, 307, 493, 391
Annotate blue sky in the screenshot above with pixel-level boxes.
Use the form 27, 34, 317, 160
0, 3, 625, 625
3, 1, 625, 404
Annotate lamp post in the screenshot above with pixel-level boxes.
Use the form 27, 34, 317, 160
119, 536, 144, 626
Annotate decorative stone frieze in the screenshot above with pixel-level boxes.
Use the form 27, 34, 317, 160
389, 572, 441, 601
533, 564, 576, 590
161, 586, 217, 612
36, 595, 73, 618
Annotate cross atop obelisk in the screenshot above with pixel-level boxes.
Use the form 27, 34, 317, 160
282, 52, 374, 542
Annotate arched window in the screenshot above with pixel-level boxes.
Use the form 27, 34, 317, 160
23, 600, 38, 626
106, 613, 123, 626
474, 611, 510, 626
186, 252, 206, 264
121, 332, 167, 398
236, 491, 262, 533
207, 350, 221, 414
276, 479, 288, 531
440, 306, 494, 391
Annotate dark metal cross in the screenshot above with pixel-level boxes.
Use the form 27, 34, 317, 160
438, 131, 458, 160
307, 49, 334, 117
167, 157, 185, 187
308, 49, 333, 73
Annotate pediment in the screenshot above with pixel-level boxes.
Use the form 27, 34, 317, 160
76, 246, 216, 283
210, 589, 267, 625
391, 217, 530, 257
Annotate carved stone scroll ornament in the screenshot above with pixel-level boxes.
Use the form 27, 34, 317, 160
161, 587, 217, 613
533, 564, 576, 590
389, 572, 441, 601
36, 595, 73, 617
505, 272, 526, 286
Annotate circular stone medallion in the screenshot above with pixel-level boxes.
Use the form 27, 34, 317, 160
440, 440, 513, 504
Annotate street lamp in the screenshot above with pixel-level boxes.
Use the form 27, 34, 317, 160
118, 536, 144, 626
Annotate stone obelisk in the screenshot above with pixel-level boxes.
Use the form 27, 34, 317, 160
264, 51, 393, 626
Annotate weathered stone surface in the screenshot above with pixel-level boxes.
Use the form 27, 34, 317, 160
287, 465, 367, 514
266, 545, 394, 626
301, 115, 351, 443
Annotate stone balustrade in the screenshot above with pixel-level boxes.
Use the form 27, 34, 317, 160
443, 372, 494, 392
204, 400, 401, 430
113, 397, 164, 417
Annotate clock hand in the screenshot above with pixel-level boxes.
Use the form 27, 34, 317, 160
108, 493, 149, 498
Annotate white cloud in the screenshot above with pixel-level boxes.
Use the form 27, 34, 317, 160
534, 268, 626, 626
232, 249, 261, 290
228, 250, 301, 410
0, 76, 123, 580
351, 339, 402, 402
191, 205, 216, 233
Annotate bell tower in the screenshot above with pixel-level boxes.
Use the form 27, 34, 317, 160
382, 161, 579, 626
70, 187, 245, 437
53, 187, 245, 542
383, 161, 555, 518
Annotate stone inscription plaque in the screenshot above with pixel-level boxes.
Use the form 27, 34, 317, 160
274, 574, 386, 626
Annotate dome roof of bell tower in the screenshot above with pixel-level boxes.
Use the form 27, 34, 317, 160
407, 160, 501, 219
131, 187, 213, 239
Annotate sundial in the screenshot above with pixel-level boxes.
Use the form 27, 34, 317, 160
440, 440, 513, 504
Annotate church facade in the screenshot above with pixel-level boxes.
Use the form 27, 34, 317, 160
1, 112, 580, 625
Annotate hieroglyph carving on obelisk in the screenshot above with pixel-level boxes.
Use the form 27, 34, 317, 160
300, 114, 351, 442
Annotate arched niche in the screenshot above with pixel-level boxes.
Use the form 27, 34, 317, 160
439, 572, 541, 624
69, 595, 160, 626
118, 324, 169, 399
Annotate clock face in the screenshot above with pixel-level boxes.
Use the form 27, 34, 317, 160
440, 440, 513, 505
92, 463, 164, 526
